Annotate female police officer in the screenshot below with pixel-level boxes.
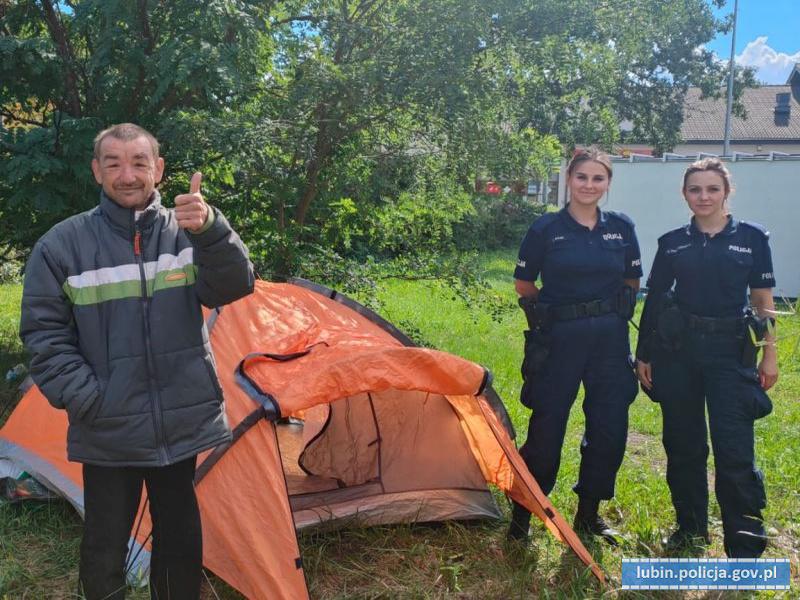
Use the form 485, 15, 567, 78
636, 158, 778, 557
508, 148, 642, 544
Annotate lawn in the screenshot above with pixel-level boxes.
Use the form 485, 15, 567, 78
1, 252, 798, 598
0, 283, 24, 424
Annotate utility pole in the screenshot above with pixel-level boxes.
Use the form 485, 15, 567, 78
723, 0, 739, 156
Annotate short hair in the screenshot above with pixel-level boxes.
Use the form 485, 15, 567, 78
682, 157, 733, 196
93, 123, 159, 159
566, 146, 613, 180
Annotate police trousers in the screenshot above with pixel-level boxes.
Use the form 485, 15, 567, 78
652, 330, 772, 558
78, 456, 202, 600
519, 313, 638, 500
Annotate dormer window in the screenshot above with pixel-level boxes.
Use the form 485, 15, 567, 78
775, 92, 790, 115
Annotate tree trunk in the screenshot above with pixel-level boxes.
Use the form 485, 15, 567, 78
293, 102, 333, 231
38, 0, 82, 117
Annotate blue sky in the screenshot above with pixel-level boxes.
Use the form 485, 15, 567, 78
705, 0, 800, 84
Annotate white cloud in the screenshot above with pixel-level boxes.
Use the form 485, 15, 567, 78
735, 36, 800, 84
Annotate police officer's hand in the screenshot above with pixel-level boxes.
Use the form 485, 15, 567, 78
758, 353, 778, 391
174, 172, 209, 233
636, 360, 653, 390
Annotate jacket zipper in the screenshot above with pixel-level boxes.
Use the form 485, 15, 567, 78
134, 225, 171, 465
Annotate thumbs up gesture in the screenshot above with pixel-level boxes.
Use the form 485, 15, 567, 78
174, 172, 210, 233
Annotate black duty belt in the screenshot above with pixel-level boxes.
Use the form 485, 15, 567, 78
685, 313, 742, 334
550, 298, 616, 321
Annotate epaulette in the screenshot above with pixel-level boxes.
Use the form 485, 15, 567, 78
739, 220, 770, 238
528, 211, 560, 233
658, 225, 689, 244
604, 210, 635, 228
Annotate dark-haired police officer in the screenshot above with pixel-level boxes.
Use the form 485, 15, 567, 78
508, 148, 642, 545
637, 158, 778, 558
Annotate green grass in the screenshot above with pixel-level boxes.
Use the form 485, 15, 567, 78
2, 257, 799, 598
0, 283, 25, 424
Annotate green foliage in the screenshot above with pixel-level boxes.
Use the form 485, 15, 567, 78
491, 0, 756, 155
0, 0, 269, 253
0, 260, 22, 284
284, 244, 513, 325
455, 195, 548, 252
2, 0, 739, 268
319, 198, 362, 254
0, 283, 25, 424
366, 187, 475, 256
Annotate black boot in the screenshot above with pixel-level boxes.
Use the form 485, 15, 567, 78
573, 496, 620, 546
663, 528, 710, 555
507, 502, 531, 543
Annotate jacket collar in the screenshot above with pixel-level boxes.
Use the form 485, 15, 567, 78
99, 189, 162, 238
559, 206, 608, 231
686, 215, 738, 238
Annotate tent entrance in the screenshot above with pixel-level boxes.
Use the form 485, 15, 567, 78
277, 421, 342, 496
275, 389, 501, 527
277, 391, 385, 513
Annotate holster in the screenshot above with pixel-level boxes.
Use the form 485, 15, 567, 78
656, 292, 685, 352
519, 296, 550, 330
521, 329, 551, 380
519, 297, 551, 381
616, 285, 636, 321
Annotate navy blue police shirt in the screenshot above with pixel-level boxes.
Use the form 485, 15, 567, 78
644, 217, 775, 319
514, 208, 643, 305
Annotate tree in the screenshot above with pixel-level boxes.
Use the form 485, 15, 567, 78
495, 0, 756, 153
0, 0, 269, 254
2, 0, 750, 268
207, 0, 748, 270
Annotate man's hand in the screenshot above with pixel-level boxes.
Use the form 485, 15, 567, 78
174, 172, 209, 233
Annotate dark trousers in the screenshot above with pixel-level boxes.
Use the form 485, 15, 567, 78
519, 313, 637, 500
79, 456, 202, 600
653, 330, 771, 558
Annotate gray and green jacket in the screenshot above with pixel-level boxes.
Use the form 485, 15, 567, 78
20, 190, 254, 466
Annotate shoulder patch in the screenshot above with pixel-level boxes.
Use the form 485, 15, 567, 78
739, 220, 770, 238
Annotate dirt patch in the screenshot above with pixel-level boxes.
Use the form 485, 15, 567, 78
626, 431, 666, 474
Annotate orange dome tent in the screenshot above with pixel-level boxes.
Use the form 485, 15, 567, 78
0, 279, 604, 597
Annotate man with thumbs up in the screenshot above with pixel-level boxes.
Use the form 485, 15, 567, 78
20, 123, 254, 599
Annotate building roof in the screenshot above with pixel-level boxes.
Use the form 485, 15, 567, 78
680, 65, 800, 143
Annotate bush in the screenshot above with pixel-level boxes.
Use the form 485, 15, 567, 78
0, 259, 23, 284
279, 244, 515, 323
365, 187, 475, 256
314, 189, 548, 260
454, 194, 548, 252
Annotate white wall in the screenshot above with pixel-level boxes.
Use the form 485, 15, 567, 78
603, 158, 800, 298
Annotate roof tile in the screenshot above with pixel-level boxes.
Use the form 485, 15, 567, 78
680, 85, 800, 141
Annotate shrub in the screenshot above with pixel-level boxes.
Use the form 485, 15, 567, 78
454, 195, 548, 251
0, 259, 23, 284
366, 187, 475, 256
